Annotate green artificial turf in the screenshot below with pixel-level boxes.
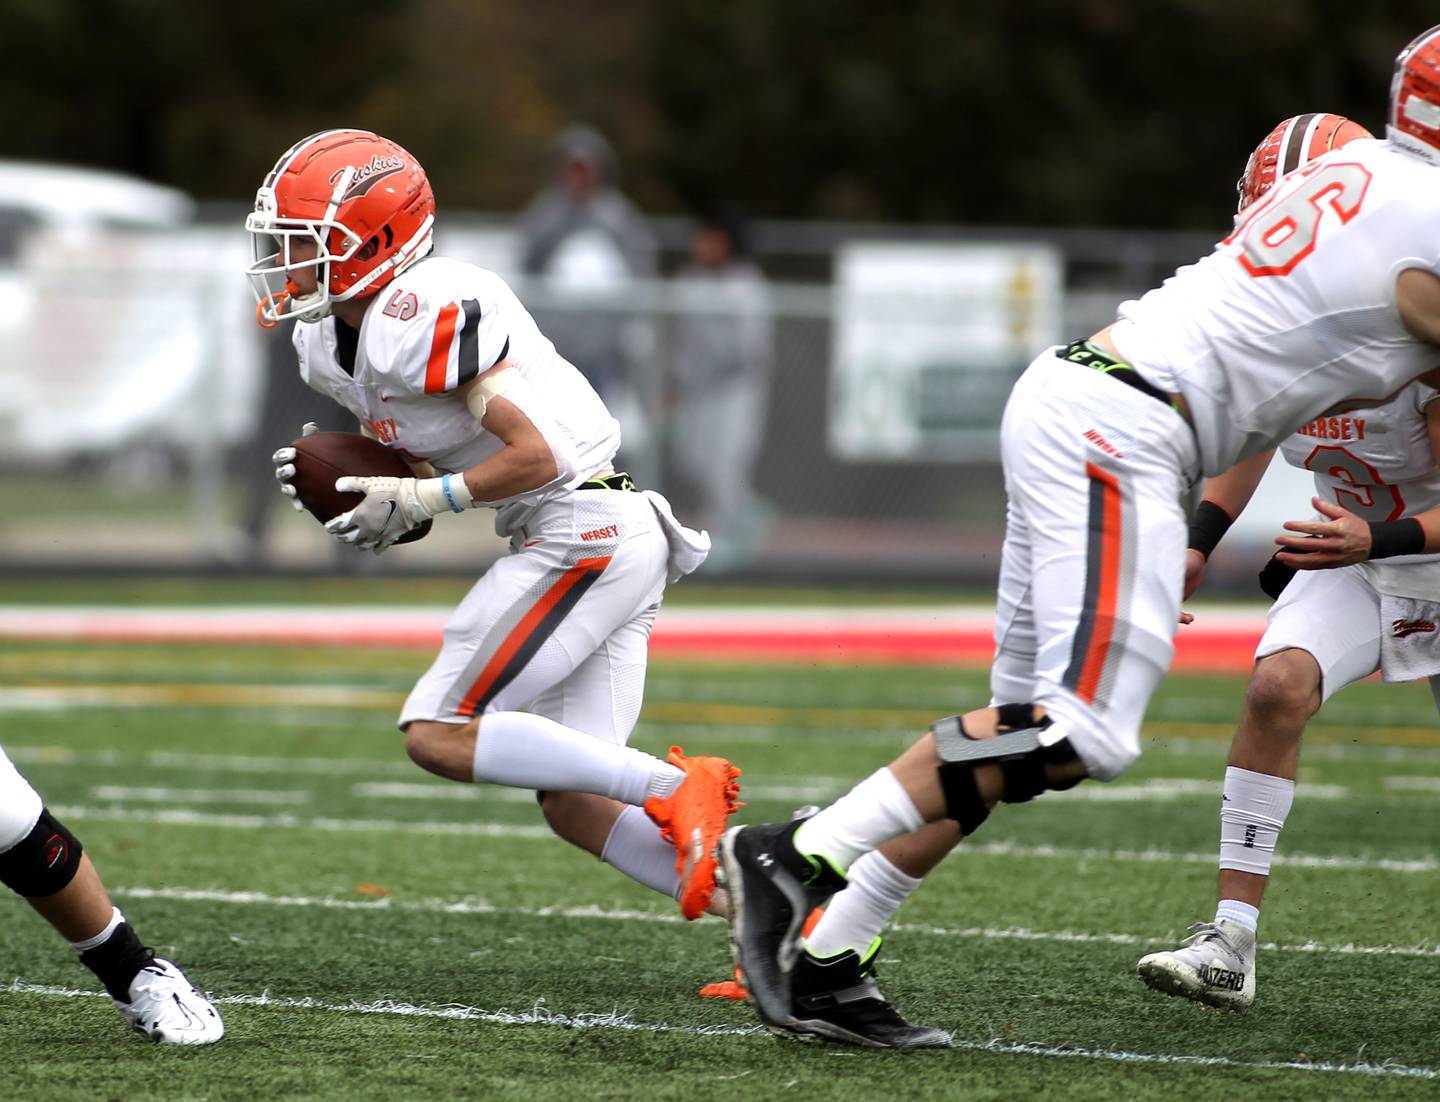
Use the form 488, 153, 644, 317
0, 640, 1436, 1100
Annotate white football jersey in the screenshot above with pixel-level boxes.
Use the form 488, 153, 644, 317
1278, 380, 1440, 592
1279, 381, 1440, 521
1112, 139, 1440, 476
293, 256, 621, 533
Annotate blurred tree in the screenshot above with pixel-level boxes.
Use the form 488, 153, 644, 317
647, 0, 1431, 228
0, 0, 1433, 230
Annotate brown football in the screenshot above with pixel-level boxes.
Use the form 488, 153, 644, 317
289, 431, 433, 544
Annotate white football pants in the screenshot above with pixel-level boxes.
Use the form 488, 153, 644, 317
400, 489, 672, 745
989, 349, 1198, 780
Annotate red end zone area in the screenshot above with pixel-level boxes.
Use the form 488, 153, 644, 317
0, 606, 1268, 672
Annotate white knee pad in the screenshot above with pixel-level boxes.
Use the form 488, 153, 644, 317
0, 748, 44, 852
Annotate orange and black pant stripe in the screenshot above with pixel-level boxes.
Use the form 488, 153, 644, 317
1063, 462, 1133, 708
454, 556, 611, 718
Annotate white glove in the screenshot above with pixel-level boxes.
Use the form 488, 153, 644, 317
325, 475, 454, 553
271, 422, 318, 512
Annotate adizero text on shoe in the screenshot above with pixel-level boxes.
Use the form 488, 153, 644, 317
1136, 919, 1257, 1011
790, 945, 952, 1049
644, 745, 742, 920
717, 821, 846, 1031
115, 959, 225, 1045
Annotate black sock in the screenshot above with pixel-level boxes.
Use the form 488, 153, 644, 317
79, 922, 156, 1002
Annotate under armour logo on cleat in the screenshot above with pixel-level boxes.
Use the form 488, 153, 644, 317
757, 852, 774, 868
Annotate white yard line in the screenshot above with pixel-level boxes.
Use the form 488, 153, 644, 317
350, 778, 1354, 804
352, 782, 533, 803
1144, 737, 1440, 765
1384, 776, 1440, 791
8, 745, 1382, 805
7, 745, 418, 776
1, 980, 1433, 1080
352, 780, 858, 803
13, 744, 1440, 802
964, 839, 1436, 873
48, 804, 1437, 873
90, 786, 307, 806
50, 805, 553, 839
0, 684, 404, 710
1052, 779, 1352, 801
94, 885, 1440, 959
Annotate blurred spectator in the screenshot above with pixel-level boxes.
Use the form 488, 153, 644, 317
668, 203, 775, 566
516, 125, 658, 472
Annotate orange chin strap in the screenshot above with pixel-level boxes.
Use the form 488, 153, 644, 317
256, 280, 302, 328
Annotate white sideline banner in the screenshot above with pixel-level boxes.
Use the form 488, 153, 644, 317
829, 242, 1063, 461
0, 227, 261, 458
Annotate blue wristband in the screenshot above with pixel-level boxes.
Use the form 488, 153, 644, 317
441, 474, 466, 514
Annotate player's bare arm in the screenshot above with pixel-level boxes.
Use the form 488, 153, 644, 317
1396, 266, 1440, 347
325, 369, 565, 551
1183, 448, 1277, 600
454, 364, 563, 503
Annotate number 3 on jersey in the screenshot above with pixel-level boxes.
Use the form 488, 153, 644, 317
1229, 162, 1373, 278
1303, 443, 1405, 521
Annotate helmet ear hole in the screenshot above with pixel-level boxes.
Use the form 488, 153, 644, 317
356, 236, 380, 262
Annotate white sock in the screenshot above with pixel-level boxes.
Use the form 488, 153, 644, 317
471, 712, 682, 806
793, 768, 924, 874
804, 850, 922, 959
69, 906, 124, 952
600, 805, 680, 899
645, 767, 683, 801
1218, 766, 1295, 876
1215, 899, 1260, 934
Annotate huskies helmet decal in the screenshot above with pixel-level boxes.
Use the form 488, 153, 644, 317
246, 129, 435, 324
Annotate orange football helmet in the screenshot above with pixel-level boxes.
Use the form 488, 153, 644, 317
1389, 25, 1440, 166
246, 129, 435, 325
1235, 113, 1373, 213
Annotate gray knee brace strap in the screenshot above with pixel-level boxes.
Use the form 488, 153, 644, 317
0, 809, 83, 898
933, 708, 1079, 835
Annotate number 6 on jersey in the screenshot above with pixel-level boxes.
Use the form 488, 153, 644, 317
1232, 162, 1373, 277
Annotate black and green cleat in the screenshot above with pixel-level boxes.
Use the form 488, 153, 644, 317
790, 940, 953, 1049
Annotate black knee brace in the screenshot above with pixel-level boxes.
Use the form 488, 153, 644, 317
932, 707, 1081, 835
0, 809, 83, 897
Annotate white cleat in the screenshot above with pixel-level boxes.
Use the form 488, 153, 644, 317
1137, 920, 1256, 1011
115, 959, 225, 1045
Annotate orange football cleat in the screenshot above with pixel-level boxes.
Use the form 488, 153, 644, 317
698, 971, 749, 1001
644, 745, 742, 921
698, 907, 825, 1000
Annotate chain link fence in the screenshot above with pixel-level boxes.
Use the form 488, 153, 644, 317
0, 212, 1305, 585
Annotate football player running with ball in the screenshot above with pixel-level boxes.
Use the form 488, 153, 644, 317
0, 749, 223, 1043
1135, 112, 1440, 1011
247, 130, 738, 924
716, 26, 1440, 1043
